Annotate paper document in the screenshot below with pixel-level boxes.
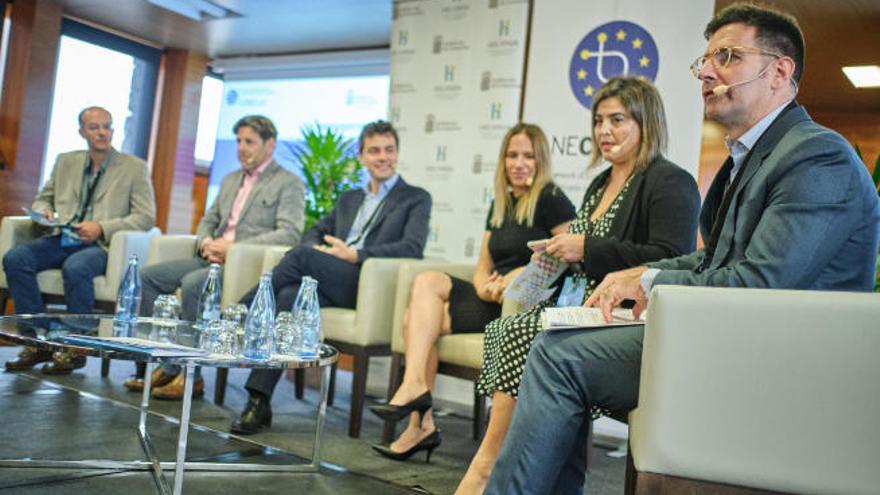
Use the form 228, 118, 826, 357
23, 207, 67, 227
541, 307, 645, 330
503, 252, 567, 310
60, 335, 208, 357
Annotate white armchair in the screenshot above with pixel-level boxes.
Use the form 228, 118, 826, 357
259, 247, 411, 438
383, 260, 522, 443
626, 286, 880, 495
0, 215, 159, 312
147, 239, 287, 405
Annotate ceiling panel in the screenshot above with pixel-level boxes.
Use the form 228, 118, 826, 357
57, 0, 878, 113
58, 0, 392, 57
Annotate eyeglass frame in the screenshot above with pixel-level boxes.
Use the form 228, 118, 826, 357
690, 45, 783, 79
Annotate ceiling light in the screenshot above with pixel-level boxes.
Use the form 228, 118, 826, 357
842, 65, 880, 88
146, 0, 237, 22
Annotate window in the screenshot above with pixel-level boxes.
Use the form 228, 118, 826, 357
41, 20, 160, 185
194, 74, 224, 168
205, 74, 390, 205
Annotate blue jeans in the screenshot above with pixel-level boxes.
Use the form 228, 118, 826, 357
484, 326, 644, 495
3, 235, 108, 314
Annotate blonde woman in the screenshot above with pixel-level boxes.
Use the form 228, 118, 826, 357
370, 124, 576, 461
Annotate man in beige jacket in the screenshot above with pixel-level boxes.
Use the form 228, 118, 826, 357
3, 106, 156, 374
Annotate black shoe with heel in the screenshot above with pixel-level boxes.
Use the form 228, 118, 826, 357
369, 390, 432, 423
371, 429, 442, 463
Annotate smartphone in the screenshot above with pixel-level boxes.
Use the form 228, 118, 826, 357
527, 238, 549, 252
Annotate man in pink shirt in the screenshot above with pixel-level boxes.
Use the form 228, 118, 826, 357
123, 115, 305, 399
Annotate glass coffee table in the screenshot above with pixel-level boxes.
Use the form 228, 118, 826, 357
0, 314, 338, 495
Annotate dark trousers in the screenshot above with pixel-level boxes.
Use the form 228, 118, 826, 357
244, 245, 361, 398
2, 235, 108, 314
484, 325, 644, 495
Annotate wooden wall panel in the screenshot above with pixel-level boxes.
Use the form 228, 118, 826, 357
150, 48, 207, 234
0, 0, 62, 217
190, 171, 208, 234
812, 111, 880, 177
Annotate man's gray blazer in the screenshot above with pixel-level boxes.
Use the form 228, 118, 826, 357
650, 103, 880, 291
196, 160, 305, 246
32, 149, 156, 248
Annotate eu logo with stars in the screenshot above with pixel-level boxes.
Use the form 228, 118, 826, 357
568, 20, 659, 109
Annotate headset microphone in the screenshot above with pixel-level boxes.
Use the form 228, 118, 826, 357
610, 131, 634, 154
711, 62, 775, 96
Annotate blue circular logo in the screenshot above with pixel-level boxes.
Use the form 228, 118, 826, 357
226, 90, 238, 105
568, 21, 659, 109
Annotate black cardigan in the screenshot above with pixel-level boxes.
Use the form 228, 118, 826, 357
578, 156, 701, 281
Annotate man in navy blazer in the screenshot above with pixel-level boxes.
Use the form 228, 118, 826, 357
231, 120, 432, 434
483, 5, 880, 494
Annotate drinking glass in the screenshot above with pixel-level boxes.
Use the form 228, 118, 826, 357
152, 294, 181, 325
274, 311, 301, 355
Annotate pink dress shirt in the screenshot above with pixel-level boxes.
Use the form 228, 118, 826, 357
220, 158, 272, 242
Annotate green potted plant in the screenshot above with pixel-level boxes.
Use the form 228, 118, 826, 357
286, 124, 363, 231
854, 144, 880, 292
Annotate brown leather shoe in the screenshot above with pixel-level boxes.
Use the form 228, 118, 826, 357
124, 367, 177, 392
41, 351, 87, 375
152, 373, 204, 401
5, 347, 54, 371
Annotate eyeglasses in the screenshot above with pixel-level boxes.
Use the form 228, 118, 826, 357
690, 46, 782, 79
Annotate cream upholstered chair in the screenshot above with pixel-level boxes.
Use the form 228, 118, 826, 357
626, 286, 880, 495
145, 237, 287, 405
260, 246, 410, 438
213, 242, 288, 404
143, 235, 275, 310
219, 246, 407, 437
382, 260, 522, 443
0, 215, 159, 375
0, 216, 159, 313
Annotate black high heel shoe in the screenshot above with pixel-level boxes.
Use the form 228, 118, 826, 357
371, 429, 442, 463
369, 390, 432, 423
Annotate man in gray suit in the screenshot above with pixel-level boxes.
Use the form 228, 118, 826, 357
230, 120, 432, 434
483, 4, 880, 494
4, 106, 156, 374
124, 115, 305, 399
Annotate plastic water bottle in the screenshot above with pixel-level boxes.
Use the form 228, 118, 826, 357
292, 276, 321, 357
242, 272, 276, 360
115, 254, 142, 323
196, 263, 223, 329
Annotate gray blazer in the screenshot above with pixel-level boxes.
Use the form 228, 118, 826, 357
651, 103, 880, 291
301, 176, 431, 264
196, 160, 305, 247
32, 149, 156, 248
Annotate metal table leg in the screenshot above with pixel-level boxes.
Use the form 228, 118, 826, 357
0, 361, 337, 485
172, 363, 195, 495
137, 361, 171, 494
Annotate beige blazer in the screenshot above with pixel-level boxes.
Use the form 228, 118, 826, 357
32, 149, 156, 248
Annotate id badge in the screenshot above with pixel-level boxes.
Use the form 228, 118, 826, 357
556, 276, 587, 307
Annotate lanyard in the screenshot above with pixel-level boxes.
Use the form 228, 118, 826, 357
346, 195, 387, 247
73, 165, 106, 224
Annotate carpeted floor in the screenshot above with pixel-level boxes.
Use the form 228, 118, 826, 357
0, 346, 625, 494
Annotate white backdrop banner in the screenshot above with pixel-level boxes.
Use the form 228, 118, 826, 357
390, 0, 529, 263
523, 0, 713, 204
